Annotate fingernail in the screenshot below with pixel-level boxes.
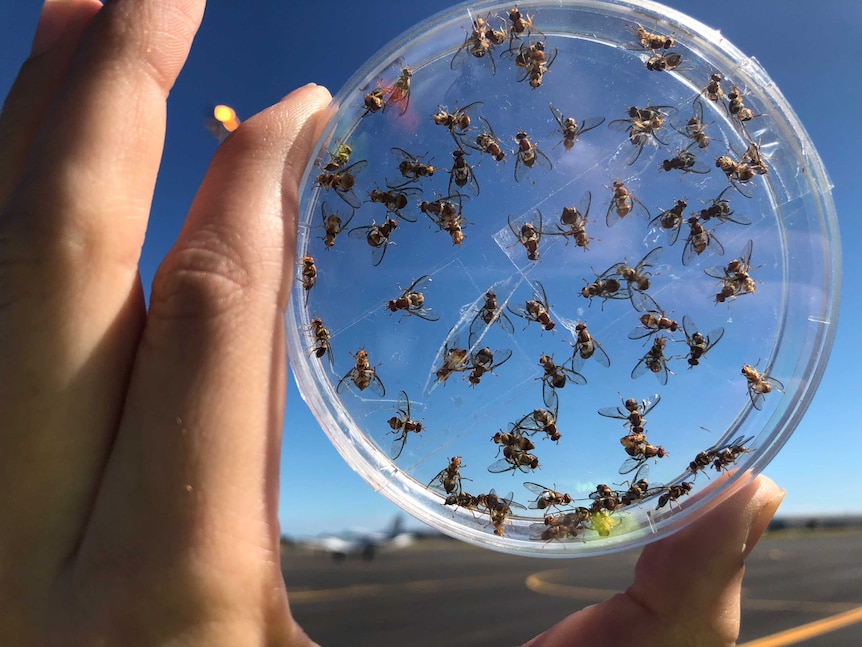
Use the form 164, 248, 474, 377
742, 487, 786, 557
31, 0, 72, 57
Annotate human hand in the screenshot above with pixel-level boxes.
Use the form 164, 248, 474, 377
0, 2, 783, 646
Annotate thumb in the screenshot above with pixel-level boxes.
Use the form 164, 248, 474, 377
524, 475, 785, 647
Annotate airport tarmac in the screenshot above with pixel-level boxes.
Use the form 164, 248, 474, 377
282, 527, 862, 647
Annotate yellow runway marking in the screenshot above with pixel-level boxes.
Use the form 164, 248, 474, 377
525, 569, 617, 601
739, 605, 862, 647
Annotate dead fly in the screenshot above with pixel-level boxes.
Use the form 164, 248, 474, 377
513, 130, 552, 182
488, 445, 540, 474
367, 185, 420, 222
682, 216, 724, 266
386, 275, 439, 322
469, 289, 515, 347
655, 482, 693, 510
348, 217, 398, 266
742, 364, 784, 410
614, 246, 663, 298
581, 264, 625, 308
361, 87, 387, 117
299, 255, 316, 305
508, 280, 555, 332
659, 144, 710, 175
381, 65, 412, 115
609, 103, 675, 165
632, 336, 673, 386
627, 22, 675, 50
551, 191, 594, 250
450, 17, 498, 74
680, 315, 724, 367
628, 306, 679, 342
508, 211, 544, 261
533, 510, 591, 542
701, 72, 724, 103
619, 441, 669, 475
387, 391, 424, 460
715, 154, 756, 198
619, 469, 663, 506
315, 159, 368, 210
506, 6, 542, 46
512, 40, 557, 88
469, 117, 506, 162
727, 85, 763, 126
336, 348, 385, 397
674, 98, 711, 149
319, 201, 354, 249
606, 180, 650, 227
308, 316, 333, 367
444, 491, 481, 512
538, 353, 586, 408
570, 321, 610, 370
478, 490, 526, 536
743, 141, 769, 175
465, 347, 512, 386
524, 482, 573, 510
433, 102, 483, 148
514, 405, 561, 443
599, 394, 660, 434
711, 435, 755, 472
706, 239, 757, 302
420, 193, 468, 246
589, 483, 624, 513
447, 149, 480, 196
390, 147, 437, 186
322, 142, 353, 172
549, 103, 605, 151
491, 425, 535, 456
649, 199, 687, 245
695, 186, 750, 226
645, 51, 683, 72
429, 456, 466, 495
434, 338, 470, 385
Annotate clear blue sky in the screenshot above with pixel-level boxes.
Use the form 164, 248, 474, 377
2, 1, 859, 536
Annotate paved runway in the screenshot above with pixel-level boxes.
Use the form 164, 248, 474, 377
281, 527, 862, 646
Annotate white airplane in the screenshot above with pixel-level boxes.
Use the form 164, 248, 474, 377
295, 516, 414, 562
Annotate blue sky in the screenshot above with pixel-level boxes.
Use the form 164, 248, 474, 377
2, 1, 860, 537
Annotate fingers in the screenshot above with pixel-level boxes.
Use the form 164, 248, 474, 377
0, 0, 204, 588
524, 475, 785, 647
76, 85, 330, 634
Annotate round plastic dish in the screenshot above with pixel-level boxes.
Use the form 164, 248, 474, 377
287, 0, 839, 556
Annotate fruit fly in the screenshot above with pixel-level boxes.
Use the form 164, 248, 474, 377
508, 280, 555, 332
659, 144, 710, 175
680, 315, 724, 367
390, 147, 436, 186
743, 141, 769, 175
308, 316, 333, 367
508, 211, 544, 261
315, 160, 368, 210
570, 321, 610, 370
348, 217, 398, 266
387, 391, 424, 460
420, 193, 468, 246
433, 102, 483, 148
444, 491, 481, 512
606, 180, 649, 227
615, 246, 663, 298
386, 275, 439, 322
628, 22, 675, 50
450, 16, 497, 74
478, 490, 526, 536
581, 264, 625, 308
492, 424, 535, 455
695, 186, 750, 226
715, 154, 756, 198
361, 87, 386, 117
469, 289, 515, 347
447, 149, 480, 196
674, 98, 711, 149
598, 394, 660, 434
515, 405, 561, 443
589, 483, 624, 513
649, 199, 687, 245
434, 338, 470, 385
682, 216, 724, 266
645, 51, 683, 72
628, 307, 679, 342
382, 65, 412, 115
655, 482, 693, 510
507, 6, 540, 45
299, 255, 316, 305
532, 511, 588, 542
466, 347, 512, 386
538, 353, 586, 408
336, 348, 385, 397
549, 103, 605, 151
429, 456, 466, 495
701, 72, 724, 103
552, 191, 594, 250
488, 445, 541, 474
706, 239, 757, 302
513, 130, 552, 182
322, 142, 353, 172
727, 85, 763, 126
609, 103, 674, 165
524, 482, 573, 510
742, 364, 784, 410
711, 435, 755, 472
513, 41, 557, 88
632, 336, 673, 385
619, 441, 668, 475
470, 116, 506, 162
319, 201, 354, 249
367, 185, 420, 222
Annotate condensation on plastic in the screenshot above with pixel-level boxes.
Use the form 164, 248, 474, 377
286, 0, 840, 556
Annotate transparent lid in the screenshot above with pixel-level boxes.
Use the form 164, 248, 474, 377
286, 0, 840, 556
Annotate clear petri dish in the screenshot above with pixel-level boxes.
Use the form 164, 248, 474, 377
286, 0, 840, 556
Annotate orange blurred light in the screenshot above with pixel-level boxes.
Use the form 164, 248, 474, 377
213, 104, 240, 132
